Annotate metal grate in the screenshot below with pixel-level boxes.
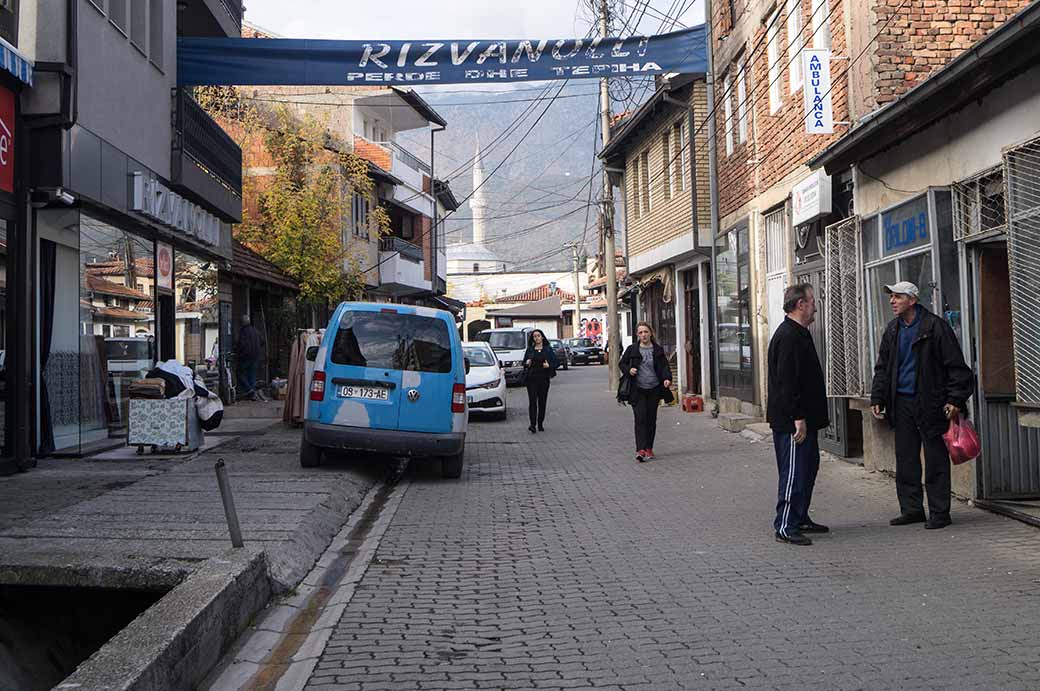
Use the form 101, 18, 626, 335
952, 166, 1006, 241
765, 207, 787, 274
1004, 136, 1040, 407
823, 215, 863, 397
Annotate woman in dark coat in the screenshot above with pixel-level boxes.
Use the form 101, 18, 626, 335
619, 321, 673, 462
522, 329, 558, 433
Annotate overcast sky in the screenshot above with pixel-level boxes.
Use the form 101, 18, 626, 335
243, 0, 705, 41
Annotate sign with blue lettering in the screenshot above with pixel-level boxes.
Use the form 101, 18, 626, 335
882, 196, 930, 255
802, 49, 832, 135
177, 26, 706, 86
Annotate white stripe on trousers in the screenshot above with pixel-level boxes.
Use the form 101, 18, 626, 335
780, 434, 796, 537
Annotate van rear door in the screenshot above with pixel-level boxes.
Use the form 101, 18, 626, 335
396, 313, 456, 434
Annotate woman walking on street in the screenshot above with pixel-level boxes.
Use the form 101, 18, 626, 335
523, 329, 558, 433
620, 322, 673, 462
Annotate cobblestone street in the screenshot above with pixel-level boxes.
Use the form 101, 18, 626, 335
284, 366, 1040, 690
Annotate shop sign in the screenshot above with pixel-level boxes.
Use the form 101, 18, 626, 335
792, 170, 832, 226
882, 195, 929, 256
0, 86, 14, 194
156, 242, 174, 291
803, 49, 833, 135
131, 172, 220, 246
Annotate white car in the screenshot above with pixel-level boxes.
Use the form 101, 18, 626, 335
463, 342, 507, 420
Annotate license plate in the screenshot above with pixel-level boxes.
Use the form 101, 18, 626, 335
338, 385, 389, 401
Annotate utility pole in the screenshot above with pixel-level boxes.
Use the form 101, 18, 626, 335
599, 0, 621, 392
565, 242, 582, 338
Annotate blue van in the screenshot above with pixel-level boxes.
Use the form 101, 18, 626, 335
301, 302, 468, 478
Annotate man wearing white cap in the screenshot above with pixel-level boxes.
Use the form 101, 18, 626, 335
869, 281, 974, 530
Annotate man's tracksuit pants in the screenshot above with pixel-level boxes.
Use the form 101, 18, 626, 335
773, 428, 820, 537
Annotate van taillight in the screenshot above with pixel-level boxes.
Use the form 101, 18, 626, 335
310, 371, 326, 401
451, 383, 466, 413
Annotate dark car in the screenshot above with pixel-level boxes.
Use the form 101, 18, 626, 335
565, 338, 605, 366
549, 339, 570, 371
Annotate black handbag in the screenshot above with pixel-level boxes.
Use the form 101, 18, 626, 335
617, 374, 632, 403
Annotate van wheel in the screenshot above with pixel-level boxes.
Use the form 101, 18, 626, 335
441, 448, 464, 479
300, 439, 323, 468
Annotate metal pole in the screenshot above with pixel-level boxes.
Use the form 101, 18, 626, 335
214, 459, 244, 548
600, 0, 621, 392
566, 242, 582, 338
704, 0, 722, 412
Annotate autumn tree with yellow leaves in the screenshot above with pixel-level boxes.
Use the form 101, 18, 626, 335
196, 87, 390, 306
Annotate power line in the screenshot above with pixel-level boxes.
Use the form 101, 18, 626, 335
361, 79, 573, 275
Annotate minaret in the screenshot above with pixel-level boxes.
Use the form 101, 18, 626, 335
471, 138, 488, 246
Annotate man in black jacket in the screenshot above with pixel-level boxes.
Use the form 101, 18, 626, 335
767, 284, 830, 546
870, 282, 973, 530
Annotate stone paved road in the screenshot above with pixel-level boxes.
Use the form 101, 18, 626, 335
305, 366, 1040, 691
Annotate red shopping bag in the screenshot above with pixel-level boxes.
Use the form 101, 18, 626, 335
943, 415, 981, 465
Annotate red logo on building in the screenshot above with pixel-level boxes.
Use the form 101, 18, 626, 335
0, 87, 14, 194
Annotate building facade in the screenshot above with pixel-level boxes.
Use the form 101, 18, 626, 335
708, 0, 1032, 458
600, 74, 713, 399
810, 1, 1040, 511
12, 0, 241, 463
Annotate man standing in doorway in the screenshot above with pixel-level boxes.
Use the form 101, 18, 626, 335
238, 314, 266, 402
767, 284, 830, 546
870, 282, 973, 530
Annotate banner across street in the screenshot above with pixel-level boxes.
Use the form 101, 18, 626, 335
177, 26, 707, 86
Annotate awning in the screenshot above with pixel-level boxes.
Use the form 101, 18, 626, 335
0, 38, 32, 86
431, 294, 466, 317
635, 267, 674, 303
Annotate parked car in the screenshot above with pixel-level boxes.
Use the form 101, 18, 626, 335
463, 342, 507, 420
565, 337, 605, 365
475, 327, 531, 386
301, 303, 468, 478
549, 339, 570, 371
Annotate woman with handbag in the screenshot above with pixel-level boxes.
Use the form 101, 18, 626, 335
619, 322, 673, 462
522, 329, 558, 433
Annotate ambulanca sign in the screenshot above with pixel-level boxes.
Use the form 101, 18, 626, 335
177, 26, 707, 86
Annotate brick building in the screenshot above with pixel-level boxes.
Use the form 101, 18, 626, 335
708, 0, 1033, 458
808, 1, 1040, 512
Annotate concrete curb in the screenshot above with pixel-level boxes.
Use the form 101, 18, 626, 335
57, 547, 271, 691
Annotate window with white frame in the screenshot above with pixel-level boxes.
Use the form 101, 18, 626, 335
767, 9, 782, 113
812, 0, 831, 49
672, 121, 686, 192
787, 0, 804, 93
662, 130, 672, 199
736, 57, 748, 144
641, 149, 652, 213
724, 71, 734, 155
352, 191, 370, 237
630, 157, 641, 220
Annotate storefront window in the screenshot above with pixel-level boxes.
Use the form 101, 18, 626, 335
717, 225, 754, 399
81, 214, 156, 440
175, 251, 219, 373
863, 190, 955, 373
37, 210, 157, 454
717, 231, 740, 371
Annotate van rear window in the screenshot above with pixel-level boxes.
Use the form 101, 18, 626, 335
331, 311, 452, 373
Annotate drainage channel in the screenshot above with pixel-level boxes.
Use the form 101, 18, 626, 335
206, 462, 411, 690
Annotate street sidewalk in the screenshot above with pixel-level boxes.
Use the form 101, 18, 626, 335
0, 421, 380, 590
